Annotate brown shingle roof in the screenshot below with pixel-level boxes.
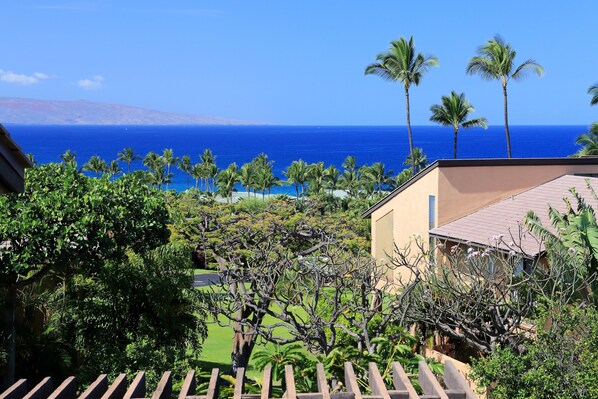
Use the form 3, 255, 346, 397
429, 175, 598, 257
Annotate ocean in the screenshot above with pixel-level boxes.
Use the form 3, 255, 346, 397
7, 124, 589, 193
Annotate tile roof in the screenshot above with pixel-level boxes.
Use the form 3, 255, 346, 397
429, 175, 598, 257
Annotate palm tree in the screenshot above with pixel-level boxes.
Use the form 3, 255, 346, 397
393, 168, 413, 188
339, 169, 360, 198
200, 149, 218, 193
255, 167, 280, 199
589, 83, 598, 106
429, 91, 488, 158
178, 155, 192, 188
117, 147, 141, 173
148, 165, 173, 190
82, 155, 107, 178
323, 165, 340, 194
365, 36, 438, 168
191, 163, 203, 189
467, 36, 543, 158
107, 160, 122, 180
161, 148, 179, 190
574, 123, 598, 157
403, 147, 428, 174
284, 160, 310, 200
60, 150, 77, 168
239, 163, 256, 197
363, 162, 394, 192
143, 152, 163, 172
216, 163, 240, 203
308, 162, 326, 194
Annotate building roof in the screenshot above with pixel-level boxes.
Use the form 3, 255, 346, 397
429, 175, 598, 257
362, 157, 598, 219
0, 124, 33, 192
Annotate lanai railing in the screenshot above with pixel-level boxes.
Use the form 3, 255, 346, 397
0, 360, 477, 399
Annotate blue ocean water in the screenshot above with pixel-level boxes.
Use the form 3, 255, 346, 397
7, 124, 589, 193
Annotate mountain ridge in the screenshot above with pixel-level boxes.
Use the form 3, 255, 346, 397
0, 97, 260, 125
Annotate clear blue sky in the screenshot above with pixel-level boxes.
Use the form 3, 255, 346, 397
1, 1, 596, 125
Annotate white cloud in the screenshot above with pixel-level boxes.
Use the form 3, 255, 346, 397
77, 75, 104, 90
0, 69, 50, 85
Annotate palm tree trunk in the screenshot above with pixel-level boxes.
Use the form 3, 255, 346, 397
453, 126, 459, 159
405, 89, 414, 171
503, 84, 512, 158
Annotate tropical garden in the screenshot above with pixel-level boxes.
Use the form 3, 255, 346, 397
0, 33, 597, 399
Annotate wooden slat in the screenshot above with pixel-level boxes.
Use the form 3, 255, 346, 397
390, 363, 417, 399
124, 372, 145, 399
296, 394, 323, 399
284, 365, 297, 399
233, 368, 245, 399
101, 374, 127, 399
330, 392, 355, 399
179, 370, 196, 399
386, 391, 409, 399
443, 361, 476, 399
418, 362, 448, 399
343, 363, 362, 399
205, 368, 220, 399
0, 379, 27, 399
79, 374, 108, 399
24, 377, 54, 399
368, 363, 390, 399
151, 371, 172, 399
48, 376, 77, 399
260, 366, 271, 399
315, 363, 330, 399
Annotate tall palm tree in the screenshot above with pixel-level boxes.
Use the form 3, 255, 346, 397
161, 148, 179, 190
365, 36, 438, 168
429, 91, 488, 158
589, 83, 598, 106
178, 155, 192, 189
200, 149, 218, 193
255, 167, 279, 199
239, 163, 256, 197
60, 150, 77, 168
339, 169, 360, 198
467, 36, 543, 158
191, 163, 203, 189
308, 162, 326, 194
574, 123, 598, 157
148, 165, 173, 190
82, 155, 107, 178
117, 147, 141, 173
403, 148, 428, 174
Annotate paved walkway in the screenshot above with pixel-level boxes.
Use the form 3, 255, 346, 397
194, 272, 222, 288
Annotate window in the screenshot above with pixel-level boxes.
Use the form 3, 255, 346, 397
428, 195, 436, 229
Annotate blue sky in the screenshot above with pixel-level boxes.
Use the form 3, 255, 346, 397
1, 1, 597, 125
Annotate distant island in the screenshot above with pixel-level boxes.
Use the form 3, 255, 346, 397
0, 97, 259, 125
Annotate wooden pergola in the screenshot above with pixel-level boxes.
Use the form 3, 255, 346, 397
0, 361, 477, 399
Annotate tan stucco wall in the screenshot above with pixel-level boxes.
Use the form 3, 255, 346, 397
371, 168, 439, 280
437, 164, 598, 226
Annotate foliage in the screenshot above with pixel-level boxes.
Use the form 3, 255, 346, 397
589, 82, 598, 106
49, 242, 207, 385
429, 91, 487, 158
573, 122, 598, 157
402, 147, 427, 173
467, 35, 543, 158
471, 304, 598, 399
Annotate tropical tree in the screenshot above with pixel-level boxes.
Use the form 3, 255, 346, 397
339, 169, 361, 198
429, 91, 488, 158
82, 155, 107, 178
161, 149, 179, 190
200, 149, 218, 193
216, 163, 240, 203
467, 35, 543, 158
107, 160, 122, 180
589, 83, 598, 106
148, 165, 173, 190
403, 147, 427, 174
323, 165, 340, 194
191, 163, 203, 189
255, 167, 280, 198
365, 36, 438, 168
308, 162, 326, 194
117, 147, 141, 173
363, 162, 394, 192
574, 123, 598, 157
178, 155, 193, 189
143, 151, 163, 172
392, 168, 413, 188
284, 160, 310, 200
60, 150, 77, 168
239, 163, 256, 197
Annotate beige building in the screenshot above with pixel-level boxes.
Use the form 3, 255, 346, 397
363, 158, 598, 279
0, 124, 32, 193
